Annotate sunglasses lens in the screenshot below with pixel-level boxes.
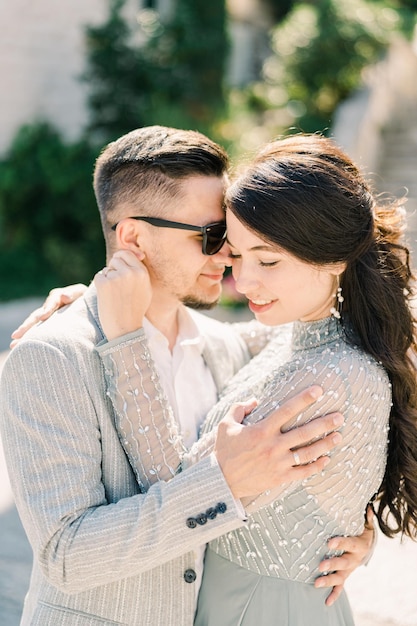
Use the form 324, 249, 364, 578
204, 223, 227, 255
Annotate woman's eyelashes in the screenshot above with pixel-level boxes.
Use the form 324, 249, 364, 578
229, 254, 279, 267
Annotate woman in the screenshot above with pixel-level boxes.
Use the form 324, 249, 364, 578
15, 134, 417, 623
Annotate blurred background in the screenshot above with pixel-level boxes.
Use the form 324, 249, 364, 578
1, 2, 417, 625
0, 0, 417, 305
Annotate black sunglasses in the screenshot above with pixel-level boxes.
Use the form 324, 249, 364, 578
111, 216, 227, 256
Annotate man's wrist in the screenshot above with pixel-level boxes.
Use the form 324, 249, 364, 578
209, 452, 247, 522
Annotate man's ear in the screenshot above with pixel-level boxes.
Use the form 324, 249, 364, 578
114, 219, 143, 254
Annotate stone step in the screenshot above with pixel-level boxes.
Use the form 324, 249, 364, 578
378, 154, 417, 165
380, 139, 417, 149
379, 164, 417, 173
379, 157, 417, 167
381, 171, 417, 179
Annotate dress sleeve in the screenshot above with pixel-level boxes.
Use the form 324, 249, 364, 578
97, 330, 186, 490
97, 331, 234, 485
241, 353, 390, 519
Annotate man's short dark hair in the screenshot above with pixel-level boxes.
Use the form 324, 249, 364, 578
94, 126, 229, 248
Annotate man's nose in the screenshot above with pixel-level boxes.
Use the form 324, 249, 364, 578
212, 241, 232, 266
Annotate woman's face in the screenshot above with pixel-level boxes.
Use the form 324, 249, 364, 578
226, 211, 345, 326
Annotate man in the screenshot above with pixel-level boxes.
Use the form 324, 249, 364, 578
2, 126, 372, 626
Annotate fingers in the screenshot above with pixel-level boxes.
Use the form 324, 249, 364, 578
327, 527, 374, 558
10, 283, 87, 348
10, 306, 49, 345
365, 503, 375, 529
102, 250, 145, 275
97, 251, 146, 282
315, 572, 346, 605
111, 249, 145, 265
288, 454, 331, 480
316, 570, 346, 588
94, 251, 152, 341
325, 584, 344, 607
318, 553, 350, 576
289, 416, 343, 466
315, 568, 347, 607
314, 516, 376, 606
226, 399, 258, 425
11, 293, 63, 340
262, 386, 323, 433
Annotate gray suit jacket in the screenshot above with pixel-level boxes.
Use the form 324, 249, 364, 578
0, 285, 250, 626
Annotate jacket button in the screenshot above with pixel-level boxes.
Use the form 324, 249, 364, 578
184, 569, 197, 583
206, 507, 217, 520
216, 502, 227, 514
196, 513, 208, 525
186, 517, 197, 529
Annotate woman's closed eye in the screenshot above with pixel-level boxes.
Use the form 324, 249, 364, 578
229, 253, 279, 267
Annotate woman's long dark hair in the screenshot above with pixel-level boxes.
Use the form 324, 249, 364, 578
227, 134, 417, 539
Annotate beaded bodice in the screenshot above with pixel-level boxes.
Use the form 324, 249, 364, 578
198, 317, 390, 583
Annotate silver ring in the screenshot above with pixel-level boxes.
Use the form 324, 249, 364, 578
293, 450, 301, 466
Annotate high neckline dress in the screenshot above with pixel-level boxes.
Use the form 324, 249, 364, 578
194, 316, 390, 626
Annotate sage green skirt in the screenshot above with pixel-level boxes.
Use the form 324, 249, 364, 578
194, 549, 355, 626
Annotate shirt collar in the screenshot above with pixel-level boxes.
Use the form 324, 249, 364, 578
143, 306, 205, 353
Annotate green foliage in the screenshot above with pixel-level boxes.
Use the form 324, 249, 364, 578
260, 0, 295, 22
84, 0, 229, 142
253, 0, 405, 134
0, 123, 104, 300
83, 0, 153, 141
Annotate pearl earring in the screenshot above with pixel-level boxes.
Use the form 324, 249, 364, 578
330, 282, 344, 319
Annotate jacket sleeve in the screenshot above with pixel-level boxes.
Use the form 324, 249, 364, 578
0, 339, 244, 594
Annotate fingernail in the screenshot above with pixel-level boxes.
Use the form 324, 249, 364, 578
322, 456, 330, 467
315, 578, 325, 588
328, 539, 339, 550
333, 414, 344, 427
332, 432, 342, 445
309, 386, 323, 399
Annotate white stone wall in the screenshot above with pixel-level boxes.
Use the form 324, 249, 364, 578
0, 0, 267, 155
0, 0, 115, 152
332, 35, 417, 172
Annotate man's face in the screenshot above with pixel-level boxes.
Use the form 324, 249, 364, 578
140, 175, 231, 310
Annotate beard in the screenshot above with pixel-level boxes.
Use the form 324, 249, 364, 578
181, 295, 220, 310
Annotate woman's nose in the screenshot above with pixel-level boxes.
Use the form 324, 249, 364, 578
233, 265, 259, 295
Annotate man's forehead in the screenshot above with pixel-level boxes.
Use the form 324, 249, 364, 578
171, 175, 226, 220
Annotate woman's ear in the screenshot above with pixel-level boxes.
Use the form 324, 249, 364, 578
330, 262, 347, 277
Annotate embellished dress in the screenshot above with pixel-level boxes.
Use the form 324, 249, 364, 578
98, 316, 391, 626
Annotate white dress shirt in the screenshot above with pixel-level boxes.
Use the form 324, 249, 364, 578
143, 306, 218, 598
